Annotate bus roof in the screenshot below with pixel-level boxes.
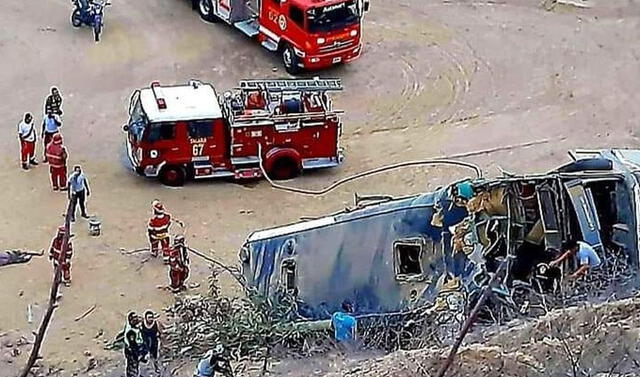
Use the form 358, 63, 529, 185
139, 82, 223, 123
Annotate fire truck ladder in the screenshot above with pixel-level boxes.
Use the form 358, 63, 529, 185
238, 78, 343, 92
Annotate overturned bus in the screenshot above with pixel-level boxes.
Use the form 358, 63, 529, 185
240, 149, 640, 320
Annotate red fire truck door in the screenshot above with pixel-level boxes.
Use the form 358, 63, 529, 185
187, 120, 226, 165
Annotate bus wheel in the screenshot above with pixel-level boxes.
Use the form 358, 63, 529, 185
269, 157, 300, 181
282, 45, 302, 75
159, 165, 186, 187
198, 0, 218, 22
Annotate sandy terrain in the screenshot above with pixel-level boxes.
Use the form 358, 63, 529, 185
1, 0, 639, 375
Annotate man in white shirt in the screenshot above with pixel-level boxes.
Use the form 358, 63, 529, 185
17, 113, 38, 170
550, 239, 602, 279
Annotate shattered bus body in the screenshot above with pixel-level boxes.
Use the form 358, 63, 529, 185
240, 149, 640, 320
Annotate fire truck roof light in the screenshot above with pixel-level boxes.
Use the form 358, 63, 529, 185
157, 98, 167, 109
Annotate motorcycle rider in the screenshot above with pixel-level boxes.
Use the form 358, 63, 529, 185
76, 0, 93, 20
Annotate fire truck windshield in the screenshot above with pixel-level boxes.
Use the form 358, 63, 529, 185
307, 1, 359, 33
128, 99, 147, 142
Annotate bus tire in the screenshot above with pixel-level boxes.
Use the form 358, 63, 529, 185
269, 157, 301, 181
282, 44, 302, 75
198, 0, 218, 23
159, 165, 186, 187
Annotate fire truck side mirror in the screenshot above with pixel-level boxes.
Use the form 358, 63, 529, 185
122, 124, 129, 132
363, 0, 370, 12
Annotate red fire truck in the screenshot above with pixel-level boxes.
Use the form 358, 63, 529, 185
123, 78, 345, 186
191, 0, 369, 74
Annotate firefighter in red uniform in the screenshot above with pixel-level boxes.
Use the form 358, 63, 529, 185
45, 133, 68, 191
168, 235, 190, 292
148, 200, 182, 263
49, 226, 73, 286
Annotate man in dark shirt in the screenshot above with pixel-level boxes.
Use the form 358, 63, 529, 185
44, 87, 63, 116
124, 312, 144, 377
141, 310, 162, 374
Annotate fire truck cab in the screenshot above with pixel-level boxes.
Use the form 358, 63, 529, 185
123, 78, 345, 186
194, 0, 370, 74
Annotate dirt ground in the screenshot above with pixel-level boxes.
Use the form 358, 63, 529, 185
1, 0, 639, 376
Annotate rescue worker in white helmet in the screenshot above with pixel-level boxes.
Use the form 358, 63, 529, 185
147, 200, 183, 263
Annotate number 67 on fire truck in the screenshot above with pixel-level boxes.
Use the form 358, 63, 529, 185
123, 78, 345, 187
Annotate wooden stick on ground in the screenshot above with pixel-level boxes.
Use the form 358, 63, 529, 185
19, 199, 74, 377
75, 305, 97, 322
435, 257, 510, 377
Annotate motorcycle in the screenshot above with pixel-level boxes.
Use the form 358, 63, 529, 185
70, 0, 111, 42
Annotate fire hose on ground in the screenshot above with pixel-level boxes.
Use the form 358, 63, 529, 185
256, 140, 549, 196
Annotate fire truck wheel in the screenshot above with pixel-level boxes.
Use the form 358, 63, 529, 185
269, 157, 301, 181
198, 0, 218, 23
282, 45, 302, 75
159, 165, 186, 187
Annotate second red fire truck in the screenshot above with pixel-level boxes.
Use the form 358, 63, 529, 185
123, 78, 345, 186
191, 0, 369, 74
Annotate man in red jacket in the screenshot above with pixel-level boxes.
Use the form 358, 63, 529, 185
45, 133, 68, 191
148, 200, 183, 263
168, 235, 190, 292
49, 226, 73, 286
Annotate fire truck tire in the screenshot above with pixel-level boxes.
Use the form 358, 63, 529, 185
159, 165, 186, 187
269, 157, 301, 181
282, 45, 302, 75
198, 0, 218, 23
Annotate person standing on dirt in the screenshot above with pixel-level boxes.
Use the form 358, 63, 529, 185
49, 225, 73, 286
46, 133, 68, 191
17, 112, 38, 170
41, 109, 62, 162
148, 200, 183, 263
124, 312, 145, 377
550, 240, 602, 279
44, 86, 63, 116
168, 235, 190, 292
67, 165, 91, 221
141, 310, 163, 375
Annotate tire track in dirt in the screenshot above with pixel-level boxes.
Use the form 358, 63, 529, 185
362, 1, 492, 132
368, 55, 428, 134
